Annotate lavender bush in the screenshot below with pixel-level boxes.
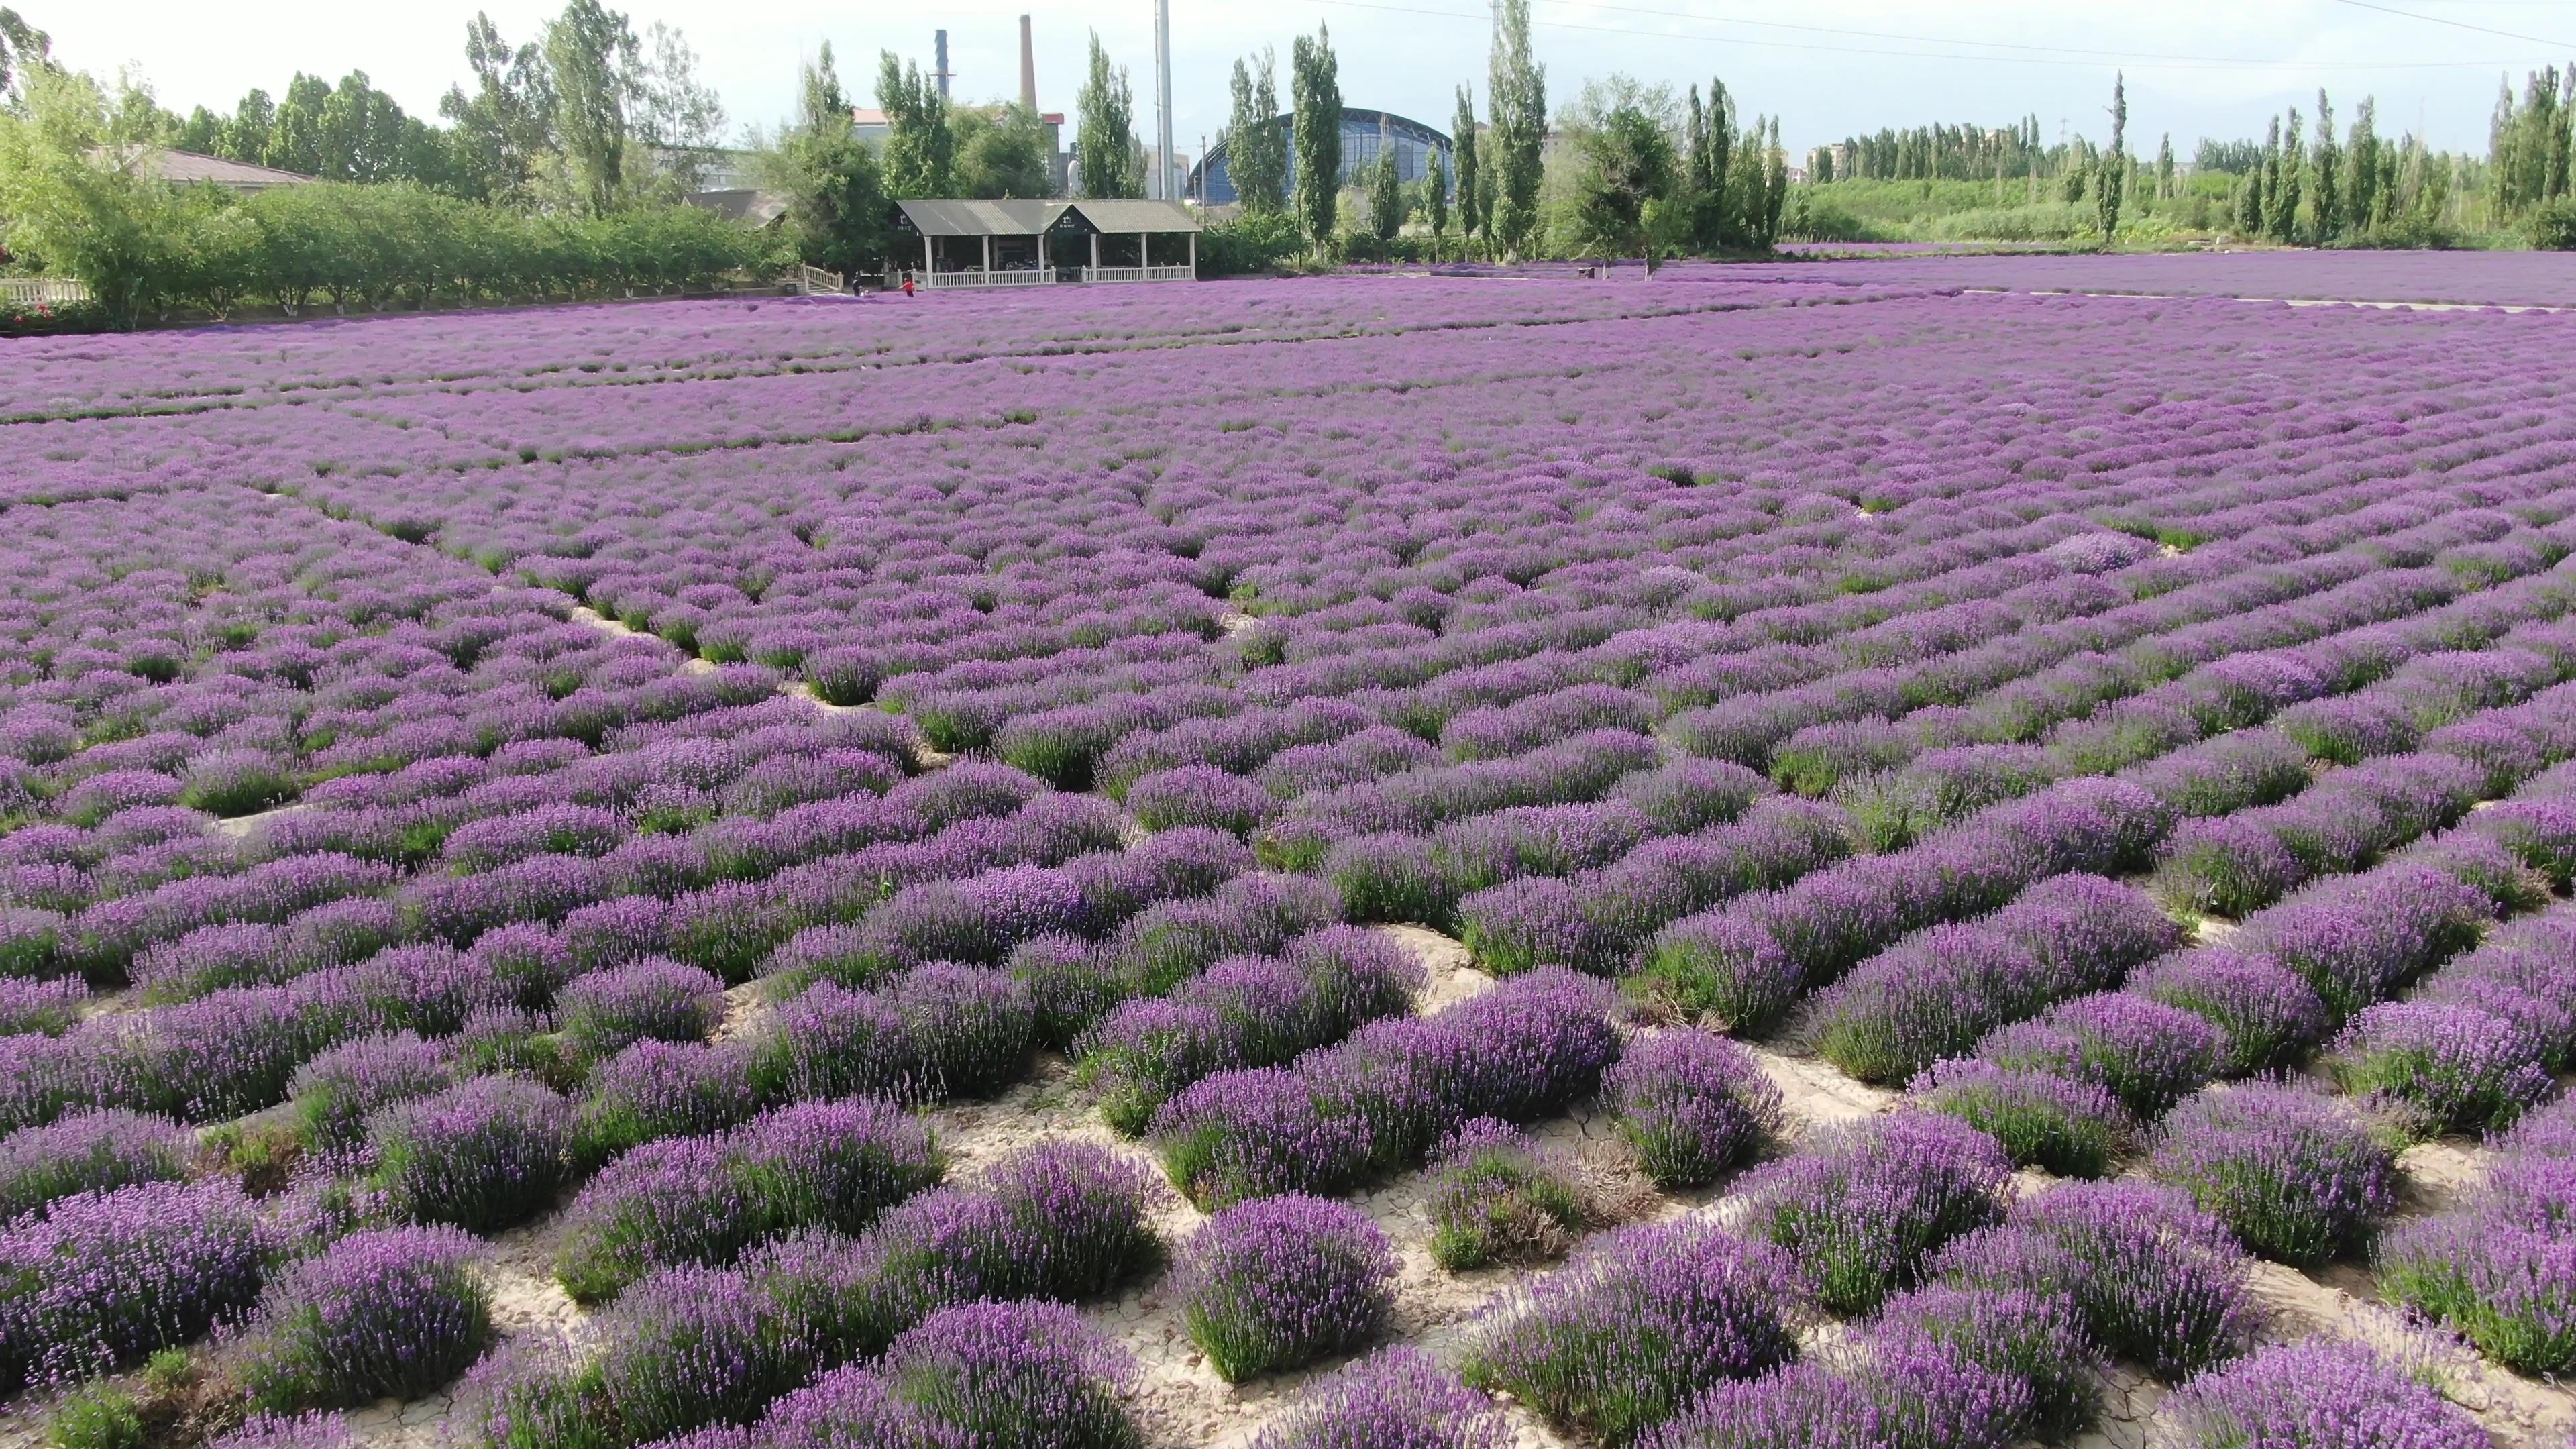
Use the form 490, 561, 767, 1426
1601, 1030, 1782, 1187
1738, 1112, 2012, 1315
1175, 1193, 1396, 1381
0, 1179, 266, 1389
2328, 1000, 2554, 1136
1424, 1118, 1591, 1270
1248, 1346, 1515, 1449
2148, 1082, 2398, 1265
1905, 1060, 2132, 1178
233, 1225, 493, 1409
2161, 1339, 2487, 1449
0, 1108, 194, 1222
366, 1075, 572, 1233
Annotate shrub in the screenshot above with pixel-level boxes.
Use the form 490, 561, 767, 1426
971, 1140, 1165, 1302
593, 1266, 811, 1443
2375, 1212, 2575, 1375
763, 1300, 1139, 1449
0, 1109, 193, 1223
453, 1333, 617, 1449
1424, 1118, 1590, 1270
1904, 1061, 2131, 1178
1323, 834, 1456, 927
1635, 1352, 2029, 1449
1126, 767, 1274, 837
1465, 1220, 1803, 1446
555, 960, 725, 1066
204, 1413, 354, 1449
1248, 1346, 1514, 1449
0, 1179, 266, 1390
2327, 1000, 2553, 1137
290, 1032, 453, 1150
1738, 1113, 2011, 1316
1631, 912, 1801, 1030
893, 962, 1034, 1099
0, 975, 87, 1036
1986, 873, 2182, 991
1077, 998, 1240, 1136
1864, 1284, 2099, 1442
2162, 1338, 2487, 1449
741, 981, 919, 1105
2131, 949, 2330, 1076
1974, 991, 2222, 1116
1008, 934, 1125, 1051
572, 1039, 759, 1169
555, 1097, 943, 1302
1808, 924, 2045, 1085
2234, 865, 2496, 1022
1430, 967, 1621, 1124
233, 1226, 492, 1410
2149, 1083, 2397, 1266
366, 1076, 572, 1233
1600, 1030, 1782, 1187
1150, 1067, 1366, 1210
1175, 1194, 1395, 1381
2153, 816, 2306, 918
1933, 1179, 2260, 1379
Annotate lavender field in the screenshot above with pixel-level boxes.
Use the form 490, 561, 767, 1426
2, 255, 2573, 1449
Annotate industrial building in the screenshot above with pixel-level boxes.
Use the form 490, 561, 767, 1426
1187, 109, 1454, 207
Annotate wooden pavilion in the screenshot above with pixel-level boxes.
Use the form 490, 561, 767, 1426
888, 199, 1200, 288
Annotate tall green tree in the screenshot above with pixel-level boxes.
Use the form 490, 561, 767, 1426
1569, 103, 1676, 265
1762, 117, 1788, 246
1450, 84, 1481, 255
0, 64, 196, 323
1290, 24, 1341, 250
760, 42, 886, 276
2155, 133, 2175, 201
2269, 105, 2304, 241
1366, 136, 1403, 240
2346, 97, 2380, 235
955, 105, 1052, 198
2489, 66, 2571, 219
1684, 78, 1733, 249
632, 21, 724, 197
1224, 49, 1286, 213
875, 50, 953, 197
0, 7, 46, 97
1075, 31, 1140, 199
1423, 145, 1448, 257
440, 14, 553, 206
2096, 72, 2126, 247
1486, 0, 1544, 258
545, 0, 638, 215
2310, 90, 2340, 241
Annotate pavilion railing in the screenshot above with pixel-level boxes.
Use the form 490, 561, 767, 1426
1079, 265, 1195, 284
921, 268, 1057, 289
2, 278, 91, 307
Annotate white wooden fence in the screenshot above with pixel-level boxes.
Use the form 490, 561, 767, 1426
2, 278, 90, 307
920, 268, 1058, 290
1079, 265, 1195, 285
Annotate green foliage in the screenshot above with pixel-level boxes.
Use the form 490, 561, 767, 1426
1568, 103, 1678, 264
1366, 140, 1404, 241
1290, 25, 1342, 250
761, 44, 888, 276
1, 6, 50, 96
1485, 0, 1546, 257
2533, 196, 2576, 249
876, 50, 955, 198
1075, 32, 1140, 200
1452, 85, 1482, 251
953, 105, 1051, 199
1421, 146, 1449, 252
1224, 50, 1286, 215
544, 0, 635, 215
1194, 211, 1308, 276
439, 15, 555, 206
44, 1385, 144, 1449
2098, 74, 2127, 248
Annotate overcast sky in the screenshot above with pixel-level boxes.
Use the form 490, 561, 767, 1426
48, 0, 2576, 160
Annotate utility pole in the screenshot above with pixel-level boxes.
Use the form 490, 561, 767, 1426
1153, 0, 1175, 201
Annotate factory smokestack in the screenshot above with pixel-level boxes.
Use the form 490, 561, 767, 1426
1153, 0, 1175, 201
1018, 15, 1036, 112
934, 30, 952, 99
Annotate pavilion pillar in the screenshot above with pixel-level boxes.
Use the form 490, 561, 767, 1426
982, 235, 993, 275
1187, 231, 1197, 276
922, 235, 934, 280
1089, 232, 1100, 279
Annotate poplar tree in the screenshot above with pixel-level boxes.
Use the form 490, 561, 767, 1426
1685, 79, 1734, 250
1075, 32, 1141, 199
1368, 138, 1403, 241
2096, 73, 2126, 248
1224, 49, 1285, 214
1486, 0, 1545, 258
2155, 133, 2175, 201
2347, 97, 2380, 236
1424, 146, 1449, 257
1290, 24, 1342, 251
2310, 91, 2340, 242
1451, 84, 1481, 255
876, 50, 955, 198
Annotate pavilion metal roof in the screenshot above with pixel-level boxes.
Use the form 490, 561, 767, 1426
891, 199, 1068, 237
1065, 200, 1201, 235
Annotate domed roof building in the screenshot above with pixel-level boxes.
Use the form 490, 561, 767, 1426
1188, 108, 1454, 205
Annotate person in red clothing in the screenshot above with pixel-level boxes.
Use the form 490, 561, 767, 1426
901, 272, 916, 297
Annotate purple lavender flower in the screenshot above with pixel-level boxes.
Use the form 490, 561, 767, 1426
2131, 947, 2330, 1076
2375, 1211, 2575, 1375
1248, 1346, 1514, 1449
0, 973, 86, 1036
1862, 1283, 2100, 1441
1633, 910, 1803, 1031
1932, 1179, 2261, 1379
1601, 1030, 1783, 1187
1126, 765, 1276, 837
1175, 1193, 1395, 1381
1808, 924, 2047, 1086
1904, 1060, 2131, 1178
892, 961, 1034, 1099
1739, 1112, 2012, 1316
1150, 1067, 1368, 1209
555, 959, 727, 1065
1466, 1219, 1804, 1444
2235, 864, 2496, 1022
592, 1265, 813, 1442
2149, 1081, 2398, 1265
0, 1179, 266, 1389
970, 1139, 1166, 1302
2328, 1000, 2553, 1137
366, 1075, 572, 1233
767, 1299, 1139, 1449
233, 1225, 493, 1409
0, 1108, 194, 1225
573, 1038, 760, 1167
2163, 1338, 2487, 1449
1974, 990, 2223, 1116
289, 1031, 454, 1150
204, 1413, 355, 1449
1423, 1117, 1590, 1270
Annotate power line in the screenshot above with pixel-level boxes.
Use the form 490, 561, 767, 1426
1552, 0, 2406, 68
2325, 0, 2576, 47
1307, 0, 2550, 70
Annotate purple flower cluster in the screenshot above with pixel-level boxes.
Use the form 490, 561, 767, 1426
0, 1178, 266, 1390
2149, 1081, 2397, 1265
366, 1074, 573, 1233
0, 1107, 195, 1222
1601, 1030, 1782, 1187
1739, 1112, 2013, 1315
1250, 1346, 1515, 1449
1904, 1060, 2131, 1178
233, 1225, 494, 1409
1174, 1193, 1396, 1381
2162, 1339, 2488, 1449
2329, 1000, 2554, 1138
1423, 1118, 1592, 1270
759, 1299, 1138, 1449
1466, 1219, 1804, 1444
